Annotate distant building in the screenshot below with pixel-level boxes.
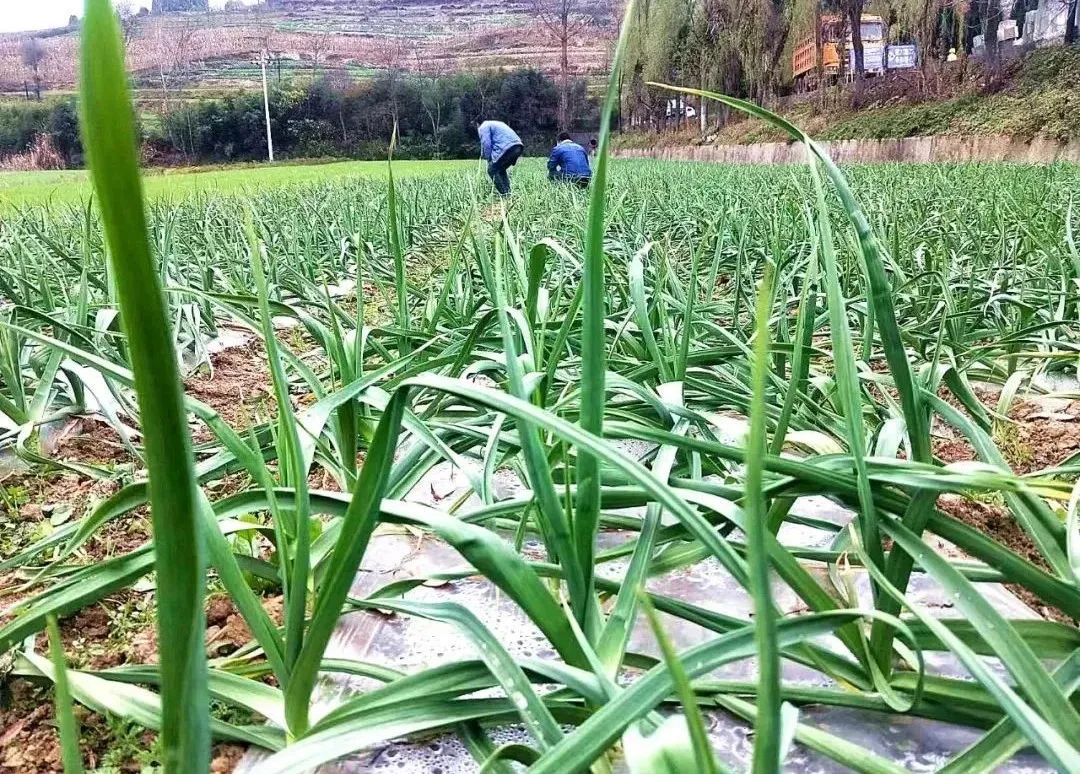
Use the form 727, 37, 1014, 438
1023, 0, 1077, 45
972, 0, 1075, 52
976, 0, 1075, 52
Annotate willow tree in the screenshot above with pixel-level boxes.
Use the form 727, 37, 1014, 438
878, 0, 950, 67
623, 0, 794, 124
624, 0, 693, 127
734, 0, 795, 104
688, 0, 749, 128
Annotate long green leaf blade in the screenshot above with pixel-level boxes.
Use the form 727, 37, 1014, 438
46, 616, 85, 774
78, 1, 208, 768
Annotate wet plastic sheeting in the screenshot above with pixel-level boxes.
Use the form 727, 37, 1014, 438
240, 442, 1054, 772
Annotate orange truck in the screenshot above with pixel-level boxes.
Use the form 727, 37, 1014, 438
792, 14, 915, 90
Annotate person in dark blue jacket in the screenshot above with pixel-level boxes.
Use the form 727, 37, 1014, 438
548, 132, 592, 188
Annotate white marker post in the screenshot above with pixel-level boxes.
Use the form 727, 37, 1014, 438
260, 49, 274, 163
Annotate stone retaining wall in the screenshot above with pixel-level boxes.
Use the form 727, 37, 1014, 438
615, 134, 1080, 165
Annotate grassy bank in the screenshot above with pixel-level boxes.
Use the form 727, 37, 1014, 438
619, 45, 1080, 149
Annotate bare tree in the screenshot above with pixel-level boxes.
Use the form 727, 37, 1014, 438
415, 52, 448, 156
373, 36, 409, 124
155, 15, 200, 154
530, 0, 598, 132
323, 65, 354, 145
983, 0, 1003, 70
157, 15, 200, 97
306, 30, 331, 76
20, 38, 47, 101
116, 1, 141, 52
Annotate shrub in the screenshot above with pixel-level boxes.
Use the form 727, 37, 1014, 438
0, 133, 66, 170
0, 99, 82, 165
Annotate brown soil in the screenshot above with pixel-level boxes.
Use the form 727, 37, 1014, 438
185, 341, 276, 443
3, 470, 118, 531
0, 469, 151, 591
1, 593, 281, 773
52, 419, 134, 468
933, 395, 1080, 472
1006, 399, 1080, 474
308, 463, 345, 493
1, 683, 73, 774
0, 343, 285, 771
875, 375, 1080, 474
0, 470, 133, 593
0, 416, 146, 613
131, 594, 286, 663
82, 511, 153, 563
211, 745, 247, 774
930, 388, 1079, 624
931, 437, 976, 465
0, 680, 156, 773
861, 374, 1079, 623
936, 494, 1073, 624
204, 470, 258, 501
16, 594, 152, 672
0, 680, 246, 773
58, 604, 124, 670
206, 594, 285, 659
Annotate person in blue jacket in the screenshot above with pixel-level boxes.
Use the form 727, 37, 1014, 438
548, 132, 592, 188
476, 119, 525, 196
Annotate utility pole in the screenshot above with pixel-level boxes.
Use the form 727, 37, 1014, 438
260, 48, 274, 163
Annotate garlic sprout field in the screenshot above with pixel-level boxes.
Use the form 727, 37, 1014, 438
2, 4, 1080, 773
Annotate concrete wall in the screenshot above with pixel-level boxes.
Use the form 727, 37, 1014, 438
614, 134, 1080, 165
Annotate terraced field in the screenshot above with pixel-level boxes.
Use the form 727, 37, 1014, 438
0, 0, 614, 94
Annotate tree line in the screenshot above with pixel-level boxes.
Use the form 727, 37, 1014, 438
0, 68, 600, 168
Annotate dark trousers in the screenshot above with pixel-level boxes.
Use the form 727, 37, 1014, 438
552, 174, 590, 189
488, 143, 524, 196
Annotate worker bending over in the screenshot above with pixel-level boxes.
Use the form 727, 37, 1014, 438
476, 119, 524, 197
548, 132, 592, 188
